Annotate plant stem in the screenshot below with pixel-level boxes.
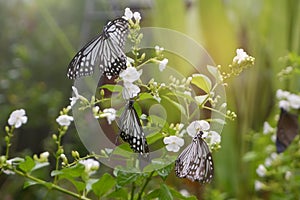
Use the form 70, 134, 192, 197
5, 126, 14, 158
130, 182, 136, 200
14, 169, 91, 200
137, 171, 154, 200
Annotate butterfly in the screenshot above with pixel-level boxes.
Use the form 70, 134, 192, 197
276, 108, 299, 153
67, 17, 129, 79
175, 131, 214, 183
118, 100, 149, 157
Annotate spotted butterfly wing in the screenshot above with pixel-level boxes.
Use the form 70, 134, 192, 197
276, 108, 299, 153
175, 131, 214, 183
67, 18, 129, 79
119, 100, 149, 157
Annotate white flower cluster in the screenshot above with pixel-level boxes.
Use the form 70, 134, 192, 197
79, 159, 100, 176
93, 107, 116, 125
233, 49, 251, 64
123, 8, 141, 23
276, 89, 300, 111
56, 115, 73, 127
120, 66, 142, 100
163, 120, 221, 152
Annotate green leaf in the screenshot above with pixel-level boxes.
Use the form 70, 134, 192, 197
156, 164, 174, 180
116, 171, 140, 187
169, 187, 197, 200
139, 93, 155, 101
51, 164, 85, 178
107, 188, 128, 199
159, 184, 173, 200
23, 180, 38, 189
191, 74, 212, 93
207, 65, 220, 80
144, 188, 160, 200
161, 95, 186, 116
146, 131, 164, 145
18, 156, 35, 173
92, 173, 116, 197
100, 84, 123, 92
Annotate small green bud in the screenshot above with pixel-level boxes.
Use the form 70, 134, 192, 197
52, 134, 57, 141
5, 126, 10, 133
100, 89, 105, 97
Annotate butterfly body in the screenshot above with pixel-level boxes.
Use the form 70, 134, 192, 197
67, 18, 129, 79
119, 100, 149, 157
175, 131, 214, 183
276, 108, 299, 153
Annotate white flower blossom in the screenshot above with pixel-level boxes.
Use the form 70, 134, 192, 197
92, 106, 100, 119
179, 189, 190, 197
124, 8, 133, 20
279, 100, 290, 110
133, 12, 141, 22
158, 58, 168, 72
263, 122, 274, 134
163, 136, 184, 152
207, 131, 221, 145
287, 93, 300, 109
256, 164, 267, 177
264, 157, 272, 167
122, 82, 141, 99
254, 180, 264, 191
285, 171, 292, 180
186, 120, 210, 137
56, 115, 73, 126
126, 57, 134, 67
100, 108, 116, 124
155, 45, 164, 55
79, 159, 100, 175
40, 152, 50, 160
233, 48, 249, 64
8, 109, 28, 128
120, 67, 142, 83
276, 89, 290, 100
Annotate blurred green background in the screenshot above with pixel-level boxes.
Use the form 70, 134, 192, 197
0, 0, 300, 199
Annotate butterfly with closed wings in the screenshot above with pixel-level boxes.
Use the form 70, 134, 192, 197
276, 108, 299, 153
67, 17, 129, 79
175, 131, 214, 183
118, 100, 149, 158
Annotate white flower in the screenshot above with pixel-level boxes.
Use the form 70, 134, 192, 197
287, 93, 300, 109
285, 171, 292, 180
124, 8, 133, 20
40, 152, 50, 160
207, 131, 221, 145
69, 86, 87, 107
8, 109, 28, 128
163, 136, 184, 152
233, 49, 249, 64
92, 106, 100, 119
264, 157, 272, 167
279, 100, 290, 110
133, 12, 141, 22
158, 58, 168, 72
155, 45, 164, 55
126, 57, 134, 67
79, 159, 100, 175
120, 67, 142, 83
179, 189, 190, 197
276, 89, 290, 100
186, 120, 210, 137
153, 93, 161, 102
56, 115, 74, 126
263, 122, 274, 134
100, 108, 116, 124
256, 164, 267, 177
122, 82, 141, 99
254, 180, 264, 191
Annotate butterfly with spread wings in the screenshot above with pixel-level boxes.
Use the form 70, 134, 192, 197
67, 17, 129, 79
175, 131, 214, 183
118, 100, 149, 158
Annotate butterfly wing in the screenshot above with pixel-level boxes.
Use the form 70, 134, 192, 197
119, 101, 149, 157
175, 131, 214, 183
276, 108, 299, 153
67, 18, 129, 79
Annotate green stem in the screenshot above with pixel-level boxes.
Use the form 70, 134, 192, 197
5, 126, 14, 158
130, 182, 136, 200
137, 171, 154, 200
14, 169, 91, 200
